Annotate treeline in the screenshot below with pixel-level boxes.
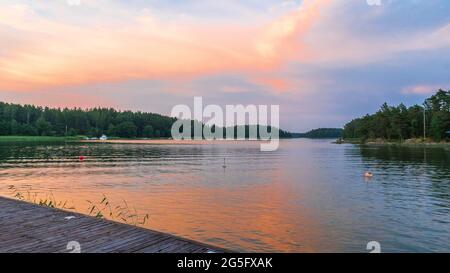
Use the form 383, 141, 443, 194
0, 102, 176, 138
0, 102, 291, 139
292, 128, 343, 138
343, 89, 450, 141
180, 122, 292, 139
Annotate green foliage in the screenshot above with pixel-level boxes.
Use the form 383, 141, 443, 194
115, 121, 137, 138
143, 125, 154, 138
36, 116, 52, 136
0, 101, 294, 139
292, 128, 343, 138
0, 102, 176, 138
0, 136, 81, 142
343, 89, 450, 141
67, 128, 77, 136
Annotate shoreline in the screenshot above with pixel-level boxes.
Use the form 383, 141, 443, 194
2, 136, 448, 148
82, 139, 210, 145
0, 136, 83, 142
336, 138, 449, 148
80, 139, 277, 145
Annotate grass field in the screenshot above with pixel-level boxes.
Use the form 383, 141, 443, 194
0, 136, 84, 142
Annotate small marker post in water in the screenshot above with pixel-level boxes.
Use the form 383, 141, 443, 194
222, 158, 226, 169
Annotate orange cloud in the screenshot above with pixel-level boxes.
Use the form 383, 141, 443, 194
255, 0, 329, 60
0, 0, 330, 92
252, 77, 292, 93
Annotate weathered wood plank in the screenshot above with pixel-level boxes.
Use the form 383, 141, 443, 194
0, 196, 226, 253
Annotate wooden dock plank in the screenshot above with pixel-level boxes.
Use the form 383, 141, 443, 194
0, 196, 226, 253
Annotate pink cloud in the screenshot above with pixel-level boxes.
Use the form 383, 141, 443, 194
0, 0, 330, 92
402, 85, 449, 95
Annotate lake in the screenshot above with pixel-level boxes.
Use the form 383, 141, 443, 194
0, 139, 448, 252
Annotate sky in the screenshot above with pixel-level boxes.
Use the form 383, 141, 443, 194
0, 0, 449, 132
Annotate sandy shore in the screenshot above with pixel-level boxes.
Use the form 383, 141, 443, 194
80, 139, 267, 145
81, 139, 205, 145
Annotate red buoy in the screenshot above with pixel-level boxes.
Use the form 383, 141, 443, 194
79, 155, 85, 161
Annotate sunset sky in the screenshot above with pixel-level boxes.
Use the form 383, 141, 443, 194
1, 0, 449, 131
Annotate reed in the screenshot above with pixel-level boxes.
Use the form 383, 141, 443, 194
7, 185, 149, 226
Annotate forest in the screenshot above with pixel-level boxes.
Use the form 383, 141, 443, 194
291, 128, 343, 138
343, 89, 450, 141
0, 103, 176, 138
0, 102, 291, 139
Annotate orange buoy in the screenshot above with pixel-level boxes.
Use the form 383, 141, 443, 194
79, 155, 85, 161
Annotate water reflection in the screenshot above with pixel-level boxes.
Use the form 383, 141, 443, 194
0, 140, 448, 252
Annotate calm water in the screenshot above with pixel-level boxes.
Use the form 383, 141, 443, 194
0, 139, 448, 252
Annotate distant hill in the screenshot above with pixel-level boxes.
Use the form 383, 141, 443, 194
292, 128, 343, 139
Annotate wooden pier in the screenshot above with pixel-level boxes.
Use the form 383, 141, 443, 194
0, 196, 224, 253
